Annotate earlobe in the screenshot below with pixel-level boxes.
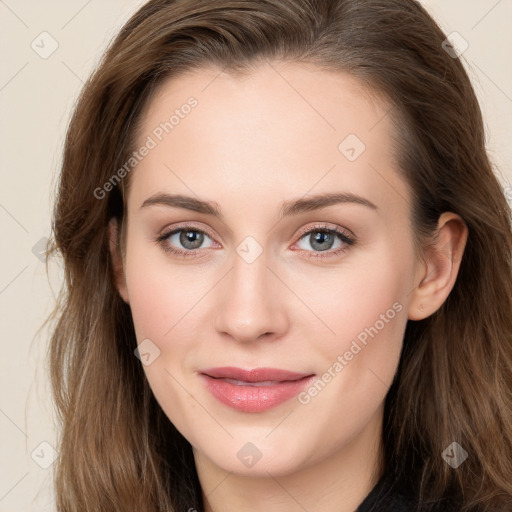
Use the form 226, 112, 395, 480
108, 217, 130, 304
408, 212, 468, 321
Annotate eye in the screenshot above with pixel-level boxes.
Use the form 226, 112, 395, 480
293, 224, 356, 259
156, 224, 217, 258
155, 222, 356, 260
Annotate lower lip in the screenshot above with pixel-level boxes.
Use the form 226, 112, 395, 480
200, 374, 315, 412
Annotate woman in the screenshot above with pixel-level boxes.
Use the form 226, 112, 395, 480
45, 0, 512, 510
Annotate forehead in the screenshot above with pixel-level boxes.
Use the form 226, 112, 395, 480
138, 61, 391, 143
126, 61, 406, 217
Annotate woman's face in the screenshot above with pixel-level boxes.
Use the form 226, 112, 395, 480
114, 62, 425, 478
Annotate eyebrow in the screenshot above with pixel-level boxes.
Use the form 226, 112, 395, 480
140, 191, 378, 219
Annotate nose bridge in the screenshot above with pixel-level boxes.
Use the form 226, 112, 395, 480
232, 246, 270, 304
214, 241, 286, 342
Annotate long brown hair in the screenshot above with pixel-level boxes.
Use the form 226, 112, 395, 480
45, 0, 512, 510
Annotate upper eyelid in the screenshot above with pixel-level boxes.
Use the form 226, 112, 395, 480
294, 222, 354, 240
159, 222, 215, 238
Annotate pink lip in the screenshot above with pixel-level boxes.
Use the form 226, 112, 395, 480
199, 367, 315, 413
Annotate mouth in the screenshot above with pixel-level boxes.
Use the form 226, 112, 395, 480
199, 367, 316, 412
212, 378, 292, 387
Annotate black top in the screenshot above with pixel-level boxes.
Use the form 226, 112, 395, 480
356, 472, 458, 512
356, 472, 417, 512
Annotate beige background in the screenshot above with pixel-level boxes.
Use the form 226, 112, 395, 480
0, 1, 511, 510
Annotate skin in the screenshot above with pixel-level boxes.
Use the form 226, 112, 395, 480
109, 61, 467, 512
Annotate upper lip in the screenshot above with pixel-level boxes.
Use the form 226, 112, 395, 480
201, 367, 314, 383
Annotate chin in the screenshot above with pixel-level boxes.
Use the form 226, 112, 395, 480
196, 437, 312, 478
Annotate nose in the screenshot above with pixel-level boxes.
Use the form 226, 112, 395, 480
214, 247, 289, 344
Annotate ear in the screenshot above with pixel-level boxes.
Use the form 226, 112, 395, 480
108, 217, 130, 304
408, 212, 468, 320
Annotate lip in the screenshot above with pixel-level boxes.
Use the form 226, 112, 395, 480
199, 367, 315, 412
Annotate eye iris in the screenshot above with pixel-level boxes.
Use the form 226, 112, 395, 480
311, 231, 334, 251
180, 230, 204, 249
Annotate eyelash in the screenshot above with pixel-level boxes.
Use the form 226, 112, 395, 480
155, 223, 356, 260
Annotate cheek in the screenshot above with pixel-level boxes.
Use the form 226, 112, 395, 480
301, 248, 411, 354
125, 276, 171, 342
292, 258, 409, 443
123, 243, 203, 341
293, 245, 413, 427
123, 252, 206, 438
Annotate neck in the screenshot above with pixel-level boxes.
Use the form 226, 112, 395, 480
194, 405, 385, 512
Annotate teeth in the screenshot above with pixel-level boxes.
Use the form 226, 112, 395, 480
222, 378, 281, 386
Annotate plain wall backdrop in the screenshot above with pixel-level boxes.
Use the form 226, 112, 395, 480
1, 0, 511, 510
